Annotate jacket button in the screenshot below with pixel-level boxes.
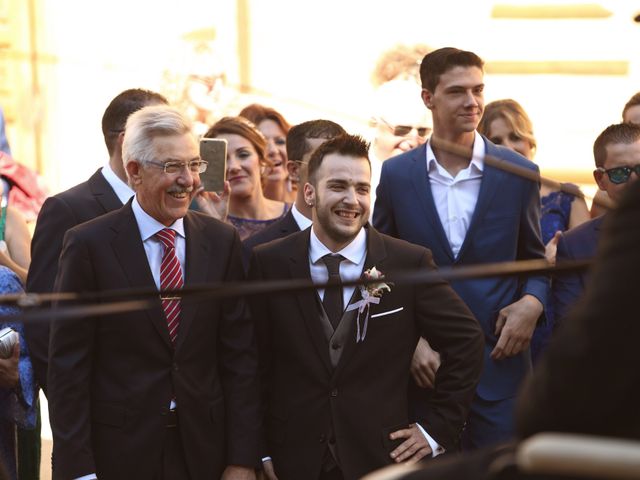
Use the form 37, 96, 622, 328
330, 389, 338, 398
318, 434, 326, 443
331, 343, 341, 350
173, 363, 179, 372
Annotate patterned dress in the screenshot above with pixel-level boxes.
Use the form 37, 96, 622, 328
228, 203, 291, 240
0, 266, 37, 480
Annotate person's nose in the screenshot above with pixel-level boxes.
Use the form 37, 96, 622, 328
266, 139, 278, 158
464, 90, 478, 107
343, 186, 358, 205
176, 165, 196, 187
226, 154, 240, 173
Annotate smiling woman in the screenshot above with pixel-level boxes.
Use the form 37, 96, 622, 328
204, 116, 290, 240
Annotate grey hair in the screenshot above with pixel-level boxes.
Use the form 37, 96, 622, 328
122, 105, 193, 185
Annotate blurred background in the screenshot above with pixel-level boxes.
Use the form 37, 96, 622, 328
1, 0, 640, 202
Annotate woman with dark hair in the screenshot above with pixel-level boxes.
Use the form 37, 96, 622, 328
200, 116, 290, 240
478, 99, 590, 362
239, 103, 296, 203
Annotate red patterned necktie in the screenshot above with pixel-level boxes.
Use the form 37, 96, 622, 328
156, 228, 183, 345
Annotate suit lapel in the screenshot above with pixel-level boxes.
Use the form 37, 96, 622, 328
175, 213, 210, 352
288, 230, 333, 374
455, 138, 504, 262
332, 226, 388, 380
409, 147, 455, 262
110, 202, 171, 349
88, 169, 126, 213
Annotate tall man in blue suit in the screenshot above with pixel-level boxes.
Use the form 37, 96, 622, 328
373, 48, 548, 449
553, 122, 640, 321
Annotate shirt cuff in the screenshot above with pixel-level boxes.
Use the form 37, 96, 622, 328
415, 423, 445, 457
74, 474, 97, 480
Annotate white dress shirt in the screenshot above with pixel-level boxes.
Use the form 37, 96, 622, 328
74, 198, 186, 480
426, 133, 484, 258
290, 203, 313, 231
101, 162, 134, 205
308, 226, 443, 457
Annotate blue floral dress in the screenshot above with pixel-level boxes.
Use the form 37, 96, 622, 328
0, 266, 37, 479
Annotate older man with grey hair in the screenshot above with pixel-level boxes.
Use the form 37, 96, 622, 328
48, 105, 260, 480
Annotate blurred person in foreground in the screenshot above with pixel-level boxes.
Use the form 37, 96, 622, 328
47, 105, 260, 480
239, 104, 296, 204
249, 134, 483, 480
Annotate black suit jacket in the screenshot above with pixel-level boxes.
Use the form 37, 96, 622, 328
242, 209, 300, 269
517, 181, 640, 441
25, 169, 122, 392
249, 226, 483, 480
47, 203, 261, 480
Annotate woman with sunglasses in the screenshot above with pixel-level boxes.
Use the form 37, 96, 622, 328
200, 116, 290, 241
478, 99, 590, 363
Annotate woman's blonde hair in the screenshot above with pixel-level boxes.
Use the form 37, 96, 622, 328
478, 99, 537, 152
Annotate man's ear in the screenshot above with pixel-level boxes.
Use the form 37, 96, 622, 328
594, 168, 607, 191
287, 160, 301, 183
303, 182, 315, 207
421, 88, 434, 109
126, 160, 143, 187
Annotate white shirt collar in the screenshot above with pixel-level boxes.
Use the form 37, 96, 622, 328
131, 195, 185, 242
426, 132, 485, 176
309, 226, 367, 266
101, 162, 134, 205
290, 203, 313, 231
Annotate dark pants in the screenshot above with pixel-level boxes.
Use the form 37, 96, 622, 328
156, 411, 190, 480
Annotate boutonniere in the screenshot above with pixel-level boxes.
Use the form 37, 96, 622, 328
346, 267, 393, 342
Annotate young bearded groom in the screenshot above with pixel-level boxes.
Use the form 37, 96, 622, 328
249, 134, 483, 480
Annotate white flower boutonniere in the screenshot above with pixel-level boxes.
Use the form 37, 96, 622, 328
346, 266, 392, 342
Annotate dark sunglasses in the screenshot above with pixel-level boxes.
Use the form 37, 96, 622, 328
596, 165, 640, 184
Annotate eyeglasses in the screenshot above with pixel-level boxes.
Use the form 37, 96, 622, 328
596, 165, 640, 184
146, 160, 208, 175
377, 117, 431, 138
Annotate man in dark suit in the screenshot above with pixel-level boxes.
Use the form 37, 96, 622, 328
25, 88, 168, 393
373, 48, 548, 449
553, 122, 640, 321
47, 105, 260, 480
242, 119, 346, 266
250, 134, 483, 480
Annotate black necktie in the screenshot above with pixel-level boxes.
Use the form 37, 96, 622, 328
321, 254, 345, 329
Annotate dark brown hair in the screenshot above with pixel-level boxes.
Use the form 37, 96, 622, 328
419, 47, 484, 93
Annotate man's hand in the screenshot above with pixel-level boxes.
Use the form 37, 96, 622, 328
0, 342, 19, 388
410, 338, 441, 389
221, 465, 256, 480
389, 424, 432, 463
491, 295, 543, 360
258, 459, 278, 480
194, 181, 231, 222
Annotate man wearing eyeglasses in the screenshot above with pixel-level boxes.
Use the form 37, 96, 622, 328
47, 105, 260, 480
26, 88, 168, 394
554, 122, 640, 322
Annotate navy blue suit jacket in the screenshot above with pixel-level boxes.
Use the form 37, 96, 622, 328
552, 215, 604, 322
373, 137, 548, 400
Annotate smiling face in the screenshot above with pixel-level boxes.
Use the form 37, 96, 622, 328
218, 132, 263, 200
258, 118, 288, 182
422, 65, 484, 137
305, 154, 371, 251
127, 133, 200, 226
